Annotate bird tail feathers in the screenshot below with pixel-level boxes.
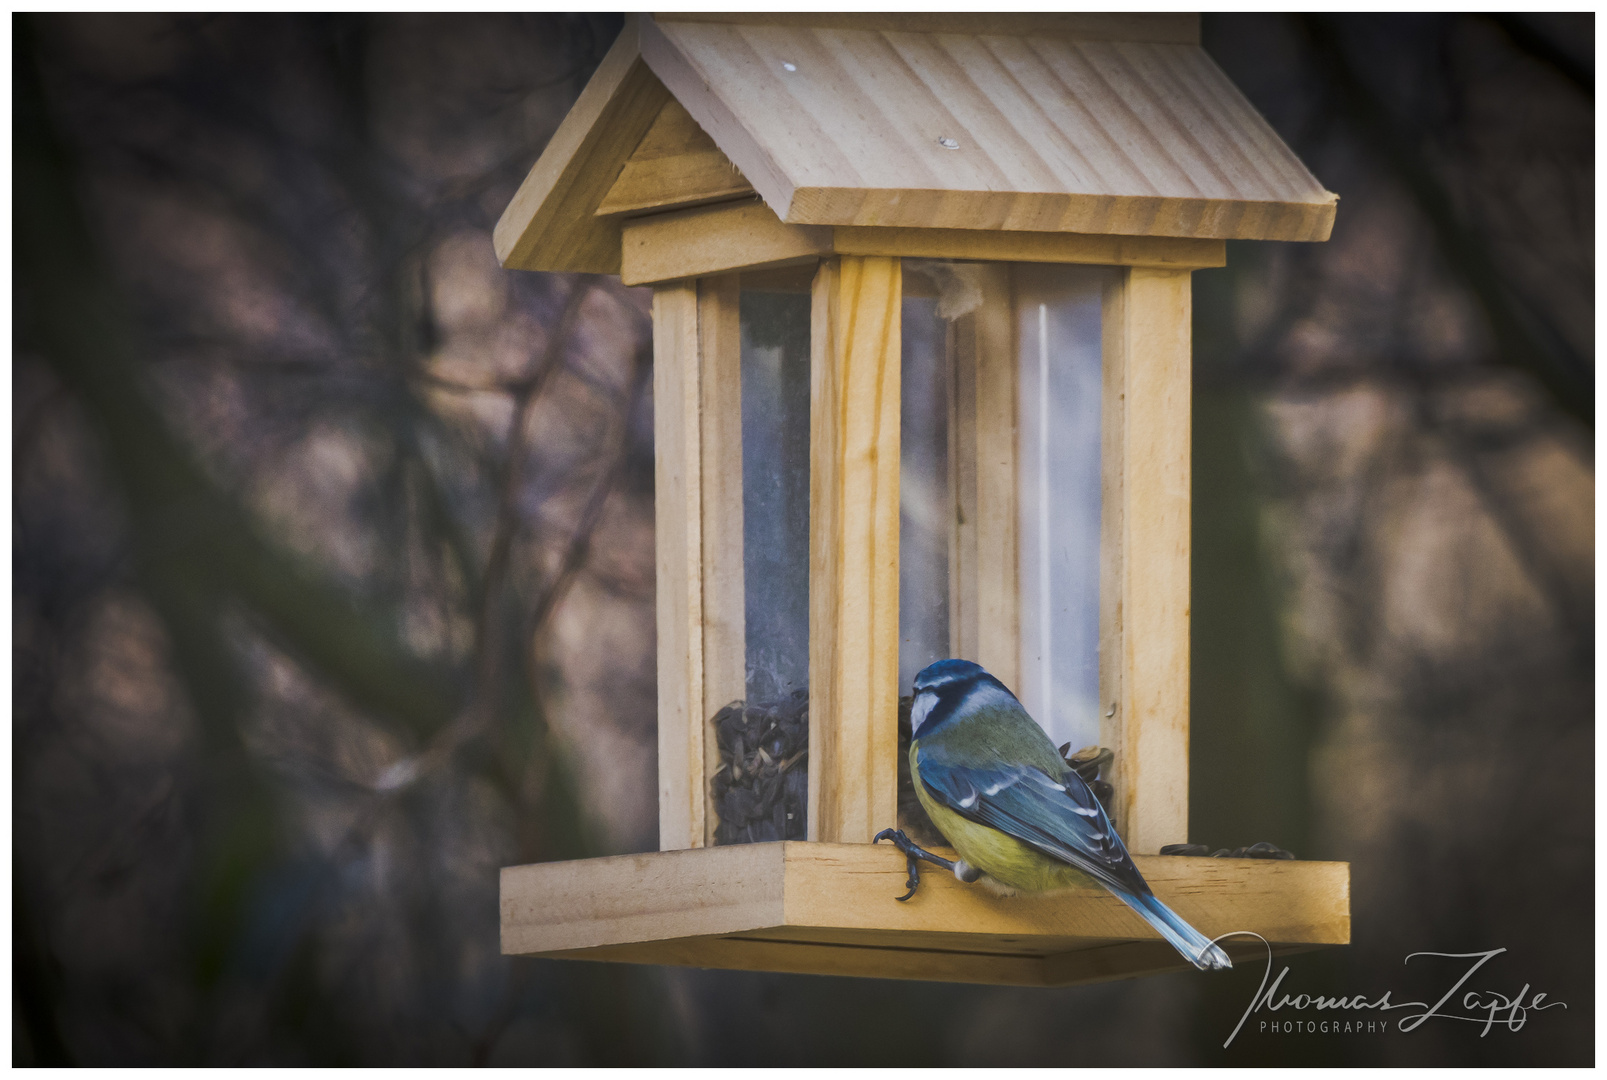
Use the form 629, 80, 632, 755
1118, 888, 1233, 971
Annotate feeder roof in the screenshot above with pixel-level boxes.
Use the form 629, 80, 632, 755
496, 14, 1338, 274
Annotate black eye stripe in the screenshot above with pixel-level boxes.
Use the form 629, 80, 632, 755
913, 671, 998, 734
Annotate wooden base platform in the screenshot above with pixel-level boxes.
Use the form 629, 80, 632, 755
501, 842, 1349, 987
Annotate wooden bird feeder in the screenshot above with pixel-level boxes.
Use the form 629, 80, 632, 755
497, 12, 1350, 986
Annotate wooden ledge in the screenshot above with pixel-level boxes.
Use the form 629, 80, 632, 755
501, 842, 1349, 987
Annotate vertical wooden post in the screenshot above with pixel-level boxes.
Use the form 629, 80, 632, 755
1100, 267, 1192, 854
697, 275, 745, 847
808, 256, 902, 844
654, 281, 704, 851
655, 274, 745, 851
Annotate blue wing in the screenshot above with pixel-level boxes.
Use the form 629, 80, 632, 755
914, 721, 1234, 971
915, 740, 1144, 896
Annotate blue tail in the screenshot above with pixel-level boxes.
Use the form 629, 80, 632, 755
1116, 888, 1233, 971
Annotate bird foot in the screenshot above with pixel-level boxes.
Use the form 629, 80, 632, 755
873, 828, 966, 901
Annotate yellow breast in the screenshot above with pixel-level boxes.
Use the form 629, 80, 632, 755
910, 743, 1093, 894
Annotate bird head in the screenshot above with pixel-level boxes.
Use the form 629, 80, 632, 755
910, 659, 1005, 737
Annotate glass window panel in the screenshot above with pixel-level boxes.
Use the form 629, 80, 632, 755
1015, 265, 1104, 753
739, 289, 811, 704
896, 261, 1106, 753
898, 281, 951, 692
711, 285, 812, 847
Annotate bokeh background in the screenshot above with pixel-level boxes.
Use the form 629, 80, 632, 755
13, 13, 1592, 1066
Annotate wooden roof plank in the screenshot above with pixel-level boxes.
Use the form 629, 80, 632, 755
646, 18, 1336, 240
976, 35, 1156, 199
919, 33, 1112, 194
1161, 43, 1325, 198
498, 14, 1336, 269
638, 14, 803, 220
701, 25, 911, 191
804, 29, 1007, 191
1067, 42, 1234, 196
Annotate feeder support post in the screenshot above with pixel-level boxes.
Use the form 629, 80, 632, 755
807, 256, 903, 844
1100, 267, 1193, 854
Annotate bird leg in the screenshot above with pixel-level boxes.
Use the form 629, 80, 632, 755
873, 828, 978, 901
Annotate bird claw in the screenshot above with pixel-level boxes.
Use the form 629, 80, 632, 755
875, 827, 958, 900
894, 863, 918, 902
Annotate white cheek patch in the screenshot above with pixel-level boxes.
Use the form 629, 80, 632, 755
909, 692, 936, 734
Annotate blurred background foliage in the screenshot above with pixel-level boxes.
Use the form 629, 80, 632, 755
12, 13, 1592, 1066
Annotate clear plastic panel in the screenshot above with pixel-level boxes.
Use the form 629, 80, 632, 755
739, 289, 811, 702
1016, 265, 1104, 753
896, 261, 1105, 752
710, 285, 812, 846
898, 285, 951, 693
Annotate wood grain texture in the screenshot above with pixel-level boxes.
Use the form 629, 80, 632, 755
1099, 272, 1129, 837
971, 266, 1021, 691
808, 257, 902, 845
1101, 269, 1193, 854
644, 18, 1337, 241
501, 843, 784, 955
621, 202, 1224, 287
835, 226, 1225, 269
621, 200, 831, 286
779, 844, 1348, 946
653, 283, 705, 851
494, 18, 670, 273
597, 97, 755, 217
698, 275, 745, 847
502, 841, 1351, 986
655, 13, 1202, 45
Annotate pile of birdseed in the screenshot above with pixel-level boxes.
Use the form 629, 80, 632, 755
710, 691, 809, 844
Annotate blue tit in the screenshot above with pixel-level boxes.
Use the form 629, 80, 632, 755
875, 658, 1231, 972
